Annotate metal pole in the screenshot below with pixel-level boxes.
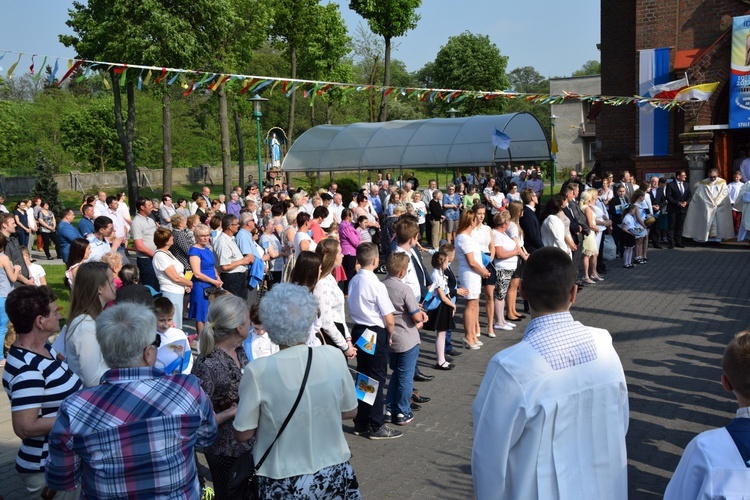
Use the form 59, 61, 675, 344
255, 113, 263, 187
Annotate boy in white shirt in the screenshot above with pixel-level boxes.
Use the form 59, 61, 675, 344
665, 330, 750, 499
153, 298, 193, 375
22, 247, 46, 286
347, 242, 400, 440
242, 302, 279, 362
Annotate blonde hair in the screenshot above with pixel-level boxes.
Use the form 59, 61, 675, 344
199, 295, 248, 356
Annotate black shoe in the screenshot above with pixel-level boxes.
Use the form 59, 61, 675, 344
434, 362, 455, 370
412, 391, 431, 404
653, 243, 663, 249
576, 281, 585, 288
444, 348, 462, 357
410, 402, 422, 411
668, 244, 675, 249
369, 425, 403, 440
414, 371, 435, 382
353, 425, 370, 437
46, 256, 53, 260
676, 243, 685, 248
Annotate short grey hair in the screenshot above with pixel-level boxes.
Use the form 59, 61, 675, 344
239, 212, 254, 226
96, 303, 157, 368
193, 224, 210, 237
260, 283, 318, 346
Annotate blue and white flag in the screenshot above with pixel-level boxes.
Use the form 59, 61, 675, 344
492, 129, 512, 150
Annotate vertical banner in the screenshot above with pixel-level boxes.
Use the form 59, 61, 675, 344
639, 47, 671, 156
729, 15, 750, 129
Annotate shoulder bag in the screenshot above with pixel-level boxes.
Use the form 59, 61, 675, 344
227, 347, 313, 500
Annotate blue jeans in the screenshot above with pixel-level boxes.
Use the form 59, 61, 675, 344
386, 344, 419, 416
0, 297, 7, 361
445, 329, 453, 353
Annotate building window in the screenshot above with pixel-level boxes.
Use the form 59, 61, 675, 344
588, 141, 596, 161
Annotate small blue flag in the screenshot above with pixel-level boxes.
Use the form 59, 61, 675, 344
492, 128, 512, 150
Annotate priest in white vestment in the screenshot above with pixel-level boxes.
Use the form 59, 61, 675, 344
683, 169, 734, 242
664, 331, 750, 499
472, 247, 629, 500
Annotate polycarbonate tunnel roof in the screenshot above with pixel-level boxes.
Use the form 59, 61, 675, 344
281, 112, 551, 172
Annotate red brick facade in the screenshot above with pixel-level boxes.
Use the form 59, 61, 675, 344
599, 0, 750, 181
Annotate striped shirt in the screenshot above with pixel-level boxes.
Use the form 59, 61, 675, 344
2, 344, 82, 473
45, 367, 217, 499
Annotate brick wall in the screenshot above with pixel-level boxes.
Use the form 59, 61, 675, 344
599, 0, 637, 171
600, 0, 750, 181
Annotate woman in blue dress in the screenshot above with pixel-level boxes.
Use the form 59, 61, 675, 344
188, 224, 223, 337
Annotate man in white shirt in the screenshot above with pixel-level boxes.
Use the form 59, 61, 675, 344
93, 191, 108, 217
86, 216, 118, 262
104, 196, 127, 254
473, 247, 629, 499
0, 195, 8, 214
330, 193, 345, 224
213, 214, 253, 299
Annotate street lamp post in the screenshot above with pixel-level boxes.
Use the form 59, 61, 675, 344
248, 94, 268, 186
550, 114, 558, 196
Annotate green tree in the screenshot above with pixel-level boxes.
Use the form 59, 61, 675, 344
60, 98, 122, 172
349, 0, 421, 122
30, 152, 64, 216
432, 32, 510, 117
61, 0, 243, 205
508, 66, 548, 93
298, 2, 351, 127
271, 0, 319, 142
572, 60, 601, 77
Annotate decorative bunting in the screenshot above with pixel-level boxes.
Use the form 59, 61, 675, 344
6, 52, 22, 79
0, 49, 712, 111
32, 56, 47, 81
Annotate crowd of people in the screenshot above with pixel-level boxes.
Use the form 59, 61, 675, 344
0, 165, 749, 498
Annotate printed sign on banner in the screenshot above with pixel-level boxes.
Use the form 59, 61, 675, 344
729, 15, 750, 129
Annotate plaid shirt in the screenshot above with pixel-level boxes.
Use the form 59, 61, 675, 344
45, 367, 217, 499
522, 312, 598, 370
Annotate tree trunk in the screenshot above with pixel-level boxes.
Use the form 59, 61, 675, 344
326, 100, 333, 124
162, 91, 173, 194
113, 75, 138, 213
218, 82, 232, 197
288, 44, 297, 142
311, 100, 316, 128
378, 36, 392, 122
234, 108, 245, 189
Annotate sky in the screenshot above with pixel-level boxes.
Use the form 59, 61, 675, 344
0, 0, 600, 80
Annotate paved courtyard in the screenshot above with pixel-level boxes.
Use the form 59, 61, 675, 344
1, 243, 748, 498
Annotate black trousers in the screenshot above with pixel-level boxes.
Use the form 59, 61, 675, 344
352, 324, 388, 430
668, 210, 687, 245
220, 272, 247, 299
40, 231, 61, 259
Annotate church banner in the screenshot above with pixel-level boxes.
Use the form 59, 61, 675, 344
729, 15, 750, 129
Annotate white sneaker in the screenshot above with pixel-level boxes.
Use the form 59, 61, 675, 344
505, 322, 517, 328
493, 324, 514, 331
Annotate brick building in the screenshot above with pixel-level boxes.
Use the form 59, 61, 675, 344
599, 0, 750, 184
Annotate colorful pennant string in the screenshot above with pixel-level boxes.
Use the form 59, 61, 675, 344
0, 49, 714, 111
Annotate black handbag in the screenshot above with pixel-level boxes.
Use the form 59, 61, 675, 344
203, 286, 221, 299
226, 347, 313, 499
